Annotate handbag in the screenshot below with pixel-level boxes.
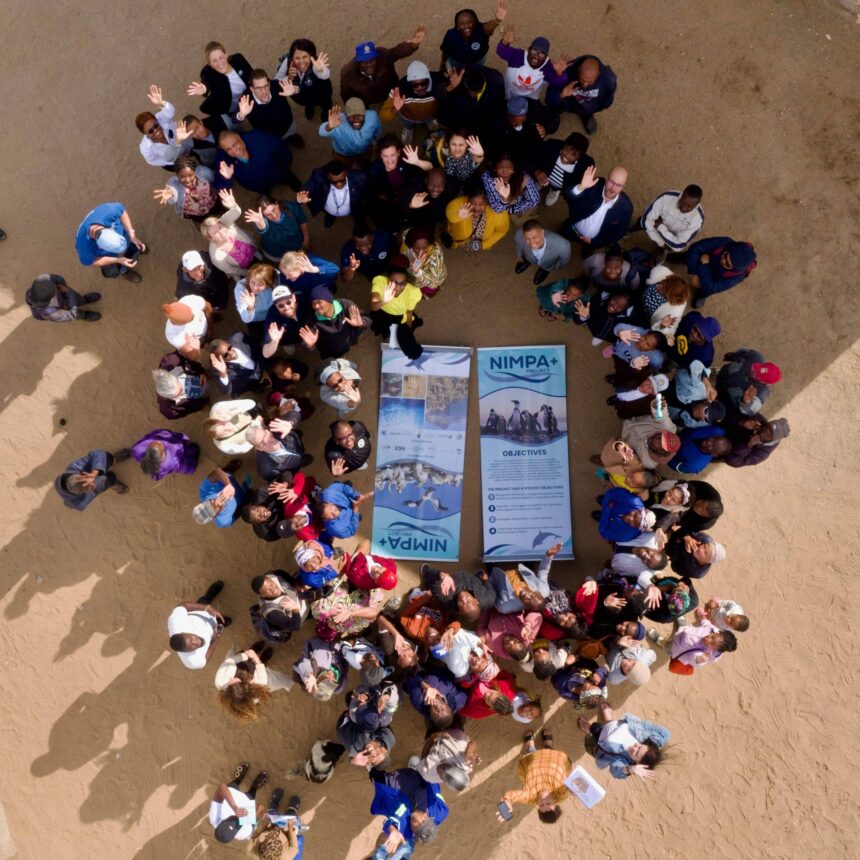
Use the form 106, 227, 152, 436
668, 645, 704, 676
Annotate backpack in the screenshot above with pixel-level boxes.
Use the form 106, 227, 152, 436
250, 603, 294, 645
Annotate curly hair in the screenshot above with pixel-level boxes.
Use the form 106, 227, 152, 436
257, 827, 285, 859
217, 675, 272, 723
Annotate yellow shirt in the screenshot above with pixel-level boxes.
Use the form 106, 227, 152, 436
371, 276, 422, 323
503, 749, 572, 807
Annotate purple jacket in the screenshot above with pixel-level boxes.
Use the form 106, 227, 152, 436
131, 430, 199, 480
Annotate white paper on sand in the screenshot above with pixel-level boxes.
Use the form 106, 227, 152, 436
564, 765, 606, 809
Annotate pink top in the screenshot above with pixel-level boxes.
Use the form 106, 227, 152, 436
228, 238, 257, 269
671, 620, 722, 666
477, 609, 543, 660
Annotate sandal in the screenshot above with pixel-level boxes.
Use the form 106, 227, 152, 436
541, 729, 554, 748
522, 730, 535, 744
232, 761, 251, 783
537, 307, 560, 321
577, 717, 591, 734
269, 788, 285, 812
250, 771, 269, 793
285, 795, 301, 815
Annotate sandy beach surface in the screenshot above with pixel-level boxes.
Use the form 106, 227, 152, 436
1, 1, 859, 858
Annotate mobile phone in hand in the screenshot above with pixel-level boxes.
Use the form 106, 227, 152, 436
497, 802, 513, 821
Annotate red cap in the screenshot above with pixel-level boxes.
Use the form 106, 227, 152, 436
660, 431, 681, 453
751, 362, 781, 384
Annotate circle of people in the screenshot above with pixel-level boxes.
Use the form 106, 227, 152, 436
37, 4, 790, 858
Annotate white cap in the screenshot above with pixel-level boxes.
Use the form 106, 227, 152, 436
272, 285, 293, 301
182, 250, 205, 270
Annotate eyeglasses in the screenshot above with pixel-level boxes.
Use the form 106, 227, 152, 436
275, 299, 295, 308
144, 123, 161, 136
251, 81, 270, 90
335, 432, 355, 443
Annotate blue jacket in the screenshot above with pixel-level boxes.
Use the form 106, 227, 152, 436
278, 254, 340, 298
340, 230, 394, 280
686, 236, 753, 296
369, 769, 448, 843
298, 540, 339, 589
548, 55, 617, 116
668, 426, 726, 474
670, 312, 719, 368
563, 181, 633, 248
215, 129, 294, 193
198, 474, 247, 527
301, 167, 368, 218
598, 487, 646, 543
318, 110, 381, 157
54, 450, 115, 511
403, 668, 468, 719
612, 324, 666, 370
75, 202, 129, 266
595, 713, 670, 779
320, 482, 361, 539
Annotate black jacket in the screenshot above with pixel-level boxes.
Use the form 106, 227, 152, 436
199, 53, 254, 116
529, 139, 594, 190
302, 167, 368, 218
563, 180, 633, 248
243, 90, 295, 138
174, 252, 230, 308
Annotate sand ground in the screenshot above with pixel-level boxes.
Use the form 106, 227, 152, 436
1, 1, 859, 858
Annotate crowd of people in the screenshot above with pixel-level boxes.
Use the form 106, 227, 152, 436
37, 5, 789, 857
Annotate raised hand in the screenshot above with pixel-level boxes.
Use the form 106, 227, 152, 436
457, 200, 473, 220
279, 78, 299, 97
330, 457, 348, 476
218, 161, 234, 181
402, 144, 422, 165
410, 192, 429, 209
237, 94, 254, 120
312, 52, 330, 74
244, 207, 266, 229
219, 188, 237, 210
186, 81, 207, 97
560, 81, 579, 99
574, 299, 590, 319
153, 187, 176, 205
466, 135, 484, 159
344, 303, 365, 327
581, 579, 598, 596
631, 355, 651, 370
326, 105, 343, 130
535, 122, 546, 139
446, 65, 465, 91
495, 0, 508, 21
240, 287, 256, 311
209, 353, 228, 376
630, 764, 656, 781
299, 325, 319, 348
268, 322, 284, 342
382, 282, 398, 304
269, 417, 294, 437
175, 120, 191, 143
147, 84, 166, 108
348, 253, 361, 271
296, 190, 311, 205
391, 87, 405, 112
494, 176, 511, 201
410, 23, 427, 46
551, 54, 571, 75
501, 24, 515, 44
579, 165, 599, 190
618, 328, 641, 344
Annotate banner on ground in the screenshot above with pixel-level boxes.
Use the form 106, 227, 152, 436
476, 345, 574, 562
371, 346, 471, 561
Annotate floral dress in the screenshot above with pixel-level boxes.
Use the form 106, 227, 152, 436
403, 243, 448, 297
311, 582, 382, 642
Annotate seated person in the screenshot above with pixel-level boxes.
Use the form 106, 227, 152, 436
292, 637, 348, 699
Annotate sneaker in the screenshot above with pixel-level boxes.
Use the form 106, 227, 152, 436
205, 580, 225, 602
80, 311, 102, 322
285, 795, 301, 815
691, 296, 706, 309
0, 229, 6, 240
590, 337, 604, 347
544, 188, 561, 207
121, 269, 142, 283
269, 788, 285, 812
399, 125, 414, 145
583, 116, 597, 134
440, 231, 453, 249
81, 292, 102, 304
221, 616, 233, 628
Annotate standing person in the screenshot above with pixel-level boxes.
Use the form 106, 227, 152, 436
340, 225, 395, 283
162, 296, 211, 360
301, 161, 368, 228
234, 262, 278, 327
75, 202, 147, 283
215, 643, 293, 723
547, 54, 618, 134
245, 195, 310, 262
274, 38, 333, 121
200, 190, 259, 279
299, 285, 370, 360
181, 113, 228, 166
340, 28, 427, 106
514, 219, 571, 285
153, 153, 219, 223
278, 251, 340, 298
366, 135, 424, 230
325, 419, 373, 475
236, 71, 298, 139
152, 352, 210, 420
421, 130, 485, 191
193, 464, 249, 528
495, 27, 568, 130
439, 3, 507, 68
369, 260, 424, 360
186, 41, 255, 126
497, 730, 571, 824
136, 84, 192, 168
130, 430, 199, 481
175, 250, 230, 309
386, 60, 446, 144
54, 448, 131, 511
664, 617, 737, 673
216, 130, 302, 194
167, 580, 231, 670
530, 131, 593, 206
724, 415, 790, 468
209, 333, 263, 396
686, 236, 757, 308
262, 285, 309, 359
561, 165, 632, 250
716, 347, 781, 416
26, 274, 101, 323
402, 227, 447, 298
445, 182, 510, 250
318, 99, 382, 160
634, 185, 705, 262
208, 762, 268, 844
318, 360, 362, 415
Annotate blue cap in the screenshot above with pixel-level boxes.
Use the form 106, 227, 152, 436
507, 95, 529, 116
354, 41, 379, 62
530, 36, 550, 54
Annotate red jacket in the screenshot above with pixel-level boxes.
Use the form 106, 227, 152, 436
458, 670, 517, 719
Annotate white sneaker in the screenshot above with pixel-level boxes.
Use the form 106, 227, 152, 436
399, 125, 414, 145
408, 755, 420, 770
545, 188, 561, 206
591, 337, 604, 347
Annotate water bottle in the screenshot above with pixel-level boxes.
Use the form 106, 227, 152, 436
388, 324, 399, 349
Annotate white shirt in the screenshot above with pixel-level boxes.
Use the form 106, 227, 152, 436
208, 787, 255, 840
226, 332, 256, 371
166, 606, 216, 669
138, 103, 192, 167
324, 183, 351, 217
548, 156, 576, 188
530, 239, 548, 264
643, 191, 704, 250
574, 190, 618, 239
165, 295, 208, 349
226, 70, 246, 111
600, 721, 637, 750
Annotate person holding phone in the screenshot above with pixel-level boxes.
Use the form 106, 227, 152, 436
497, 729, 570, 824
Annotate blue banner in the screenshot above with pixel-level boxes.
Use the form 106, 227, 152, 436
477, 345, 574, 561
371, 346, 471, 561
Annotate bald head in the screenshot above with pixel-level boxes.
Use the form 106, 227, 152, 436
605, 167, 628, 200
218, 131, 247, 159
579, 58, 600, 87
